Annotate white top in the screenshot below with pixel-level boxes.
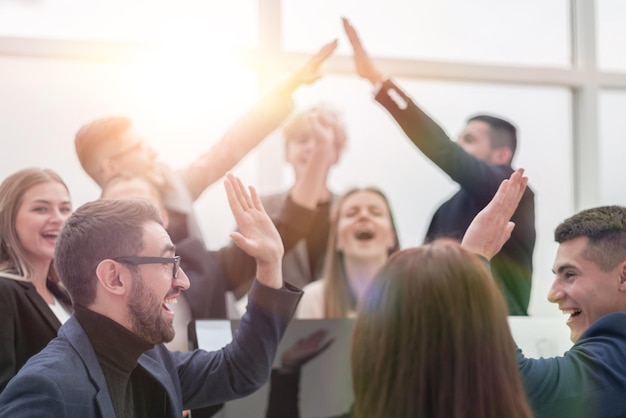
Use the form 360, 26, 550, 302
48, 296, 71, 324
296, 279, 357, 319
296, 280, 326, 319
0, 272, 71, 323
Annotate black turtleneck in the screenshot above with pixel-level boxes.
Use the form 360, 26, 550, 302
74, 306, 170, 418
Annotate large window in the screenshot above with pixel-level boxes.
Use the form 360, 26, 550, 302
597, 0, 626, 72
0, 0, 621, 318
0, 0, 258, 47
599, 90, 626, 203
283, 0, 570, 67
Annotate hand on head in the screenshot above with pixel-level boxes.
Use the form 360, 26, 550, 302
307, 110, 342, 166
461, 168, 528, 259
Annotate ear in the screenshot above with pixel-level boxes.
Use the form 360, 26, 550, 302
95, 259, 131, 297
619, 261, 626, 291
160, 209, 170, 229
490, 147, 513, 165
101, 158, 120, 183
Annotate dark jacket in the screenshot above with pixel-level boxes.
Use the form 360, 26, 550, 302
375, 79, 536, 315
0, 274, 70, 391
519, 312, 626, 418
0, 280, 301, 417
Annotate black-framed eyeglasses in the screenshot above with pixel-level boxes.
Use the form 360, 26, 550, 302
114, 256, 181, 279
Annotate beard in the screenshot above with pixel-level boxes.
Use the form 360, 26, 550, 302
127, 271, 175, 345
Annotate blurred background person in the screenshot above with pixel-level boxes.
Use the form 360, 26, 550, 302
74, 41, 337, 246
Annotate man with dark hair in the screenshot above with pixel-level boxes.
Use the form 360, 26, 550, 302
74, 40, 337, 245
467, 114, 518, 154
343, 18, 535, 315
0, 175, 302, 417
466, 202, 626, 418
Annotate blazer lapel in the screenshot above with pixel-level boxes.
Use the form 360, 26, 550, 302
61, 317, 117, 418
138, 351, 180, 417
20, 281, 61, 333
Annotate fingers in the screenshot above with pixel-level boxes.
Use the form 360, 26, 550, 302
228, 231, 248, 251
503, 222, 516, 242
225, 172, 254, 212
500, 168, 528, 218
248, 184, 266, 213
310, 39, 338, 68
224, 174, 241, 214
342, 17, 361, 50
319, 338, 335, 353
306, 329, 330, 343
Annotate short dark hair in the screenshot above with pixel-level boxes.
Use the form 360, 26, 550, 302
54, 199, 162, 307
74, 116, 133, 183
467, 114, 517, 158
554, 205, 626, 272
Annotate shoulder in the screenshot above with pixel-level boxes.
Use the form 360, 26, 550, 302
8, 335, 88, 392
296, 280, 326, 319
261, 191, 289, 205
566, 313, 626, 364
260, 191, 290, 217
580, 312, 626, 339
302, 279, 326, 295
0, 346, 98, 416
0, 275, 32, 305
0, 273, 29, 286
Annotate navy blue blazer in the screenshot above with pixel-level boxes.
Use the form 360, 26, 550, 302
0, 280, 301, 418
519, 312, 626, 418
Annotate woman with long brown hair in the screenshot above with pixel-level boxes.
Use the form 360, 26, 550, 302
267, 169, 532, 418
351, 240, 533, 418
296, 187, 400, 318
0, 168, 73, 390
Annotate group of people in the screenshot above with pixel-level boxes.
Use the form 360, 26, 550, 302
0, 17, 625, 418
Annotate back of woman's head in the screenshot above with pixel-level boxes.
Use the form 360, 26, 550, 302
351, 241, 532, 418
0, 168, 69, 276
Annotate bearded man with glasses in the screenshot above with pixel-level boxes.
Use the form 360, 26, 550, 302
0, 174, 302, 418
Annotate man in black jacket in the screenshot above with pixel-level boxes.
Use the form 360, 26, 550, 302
343, 18, 535, 315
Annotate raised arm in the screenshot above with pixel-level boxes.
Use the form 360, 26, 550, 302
182, 41, 338, 201
343, 17, 507, 198
224, 173, 284, 289
461, 168, 528, 259
342, 18, 384, 86
218, 108, 342, 294
289, 109, 340, 210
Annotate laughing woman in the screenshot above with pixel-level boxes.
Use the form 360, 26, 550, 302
0, 168, 73, 390
296, 187, 400, 318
